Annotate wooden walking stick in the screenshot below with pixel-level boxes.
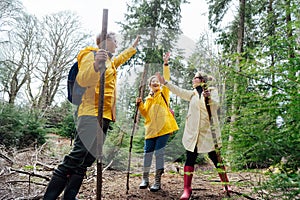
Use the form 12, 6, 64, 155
126, 63, 148, 194
203, 85, 231, 197
97, 8, 108, 200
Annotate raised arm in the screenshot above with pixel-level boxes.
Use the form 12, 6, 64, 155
161, 52, 171, 101
163, 52, 171, 82
132, 35, 141, 48
113, 35, 141, 67
156, 72, 194, 101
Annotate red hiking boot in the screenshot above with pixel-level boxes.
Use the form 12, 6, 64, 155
218, 166, 232, 193
180, 166, 194, 200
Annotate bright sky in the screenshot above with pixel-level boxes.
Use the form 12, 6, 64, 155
21, 0, 211, 42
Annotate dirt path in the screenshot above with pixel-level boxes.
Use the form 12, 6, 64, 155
0, 134, 260, 199
77, 162, 257, 200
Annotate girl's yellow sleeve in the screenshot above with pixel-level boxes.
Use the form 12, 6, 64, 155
163, 65, 170, 81
138, 101, 147, 117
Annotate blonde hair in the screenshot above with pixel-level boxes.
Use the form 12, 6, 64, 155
147, 75, 160, 96
96, 32, 116, 46
148, 75, 158, 86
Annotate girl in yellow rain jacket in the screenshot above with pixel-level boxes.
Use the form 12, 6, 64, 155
136, 52, 179, 192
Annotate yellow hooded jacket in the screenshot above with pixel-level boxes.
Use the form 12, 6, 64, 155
138, 65, 179, 139
76, 46, 137, 121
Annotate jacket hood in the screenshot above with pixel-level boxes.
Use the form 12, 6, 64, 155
77, 46, 98, 64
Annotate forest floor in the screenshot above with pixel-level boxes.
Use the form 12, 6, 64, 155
0, 134, 265, 200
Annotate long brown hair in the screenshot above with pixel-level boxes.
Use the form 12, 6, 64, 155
195, 71, 215, 83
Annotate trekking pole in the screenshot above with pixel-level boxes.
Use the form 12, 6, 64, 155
126, 63, 148, 194
204, 86, 230, 197
97, 8, 108, 200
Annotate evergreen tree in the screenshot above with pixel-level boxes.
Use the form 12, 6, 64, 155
207, 0, 299, 198
117, 0, 189, 159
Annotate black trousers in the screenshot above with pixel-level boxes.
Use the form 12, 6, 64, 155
185, 147, 220, 169
57, 116, 110, 176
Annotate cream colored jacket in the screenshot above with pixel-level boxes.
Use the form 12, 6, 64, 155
165, 82, 222, 153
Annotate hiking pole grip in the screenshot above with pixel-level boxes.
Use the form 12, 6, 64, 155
97, 8, 108, 200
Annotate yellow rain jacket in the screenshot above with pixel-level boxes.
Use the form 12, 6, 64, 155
76, 46, 137, 121
138, 65, 179, 139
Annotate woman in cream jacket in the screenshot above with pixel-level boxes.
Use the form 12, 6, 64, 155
156, 71, 231, 200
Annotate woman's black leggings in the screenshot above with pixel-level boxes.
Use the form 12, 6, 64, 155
185, 147, 220, 169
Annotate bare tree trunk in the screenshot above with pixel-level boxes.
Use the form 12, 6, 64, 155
285, 0, 294, 59
34, 11, 90, 109
229, 0, 246, 142
267, 0, 277, 95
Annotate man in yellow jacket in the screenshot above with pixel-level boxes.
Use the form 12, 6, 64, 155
43, 33, 140, 200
